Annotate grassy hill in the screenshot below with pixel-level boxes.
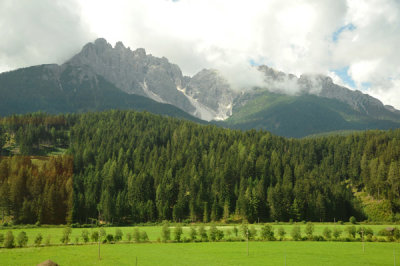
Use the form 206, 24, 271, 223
221, 90, 400, 138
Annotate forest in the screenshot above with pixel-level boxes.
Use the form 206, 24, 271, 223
0, 110, 399, 224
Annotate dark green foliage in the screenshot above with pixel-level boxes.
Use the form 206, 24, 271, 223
34, 233, 43, 246
291, 226, 301, 241
198, 225, 208, 241
260, 225, 275, 241
1, 110, 400, 224
105, 234, 114, 243
4, 231, 14, 248
349, 216, 357, 224
209, 225, 218, 241
0, 233, 4, 244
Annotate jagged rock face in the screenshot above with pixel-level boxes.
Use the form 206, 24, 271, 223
65, 38, 195, 114
181, 69, 237, 121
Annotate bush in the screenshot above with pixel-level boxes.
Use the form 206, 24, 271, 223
4, 231, 15, 248
189, 226, 197, 241
249, 226, 257, 240
140, 231, 149, 242
81, 229, 89, 243
305, 222, 314, 240
209, 224, 218, 241
45, 235, 51, 246
278, 226, 286, 240
126, 232, 132, 242
322, 227, 332, 240
216, 228, 224, 241
105, 234, 114, 243
34, 233, 43, 246
91, 231, 99, 242
233, 226, 238, 237
161, 222, 171, 242
174, 224, 183, 242
0, 233, 4, 244
199, 224, 208, 241
115, 229, 123, 242
60, 227, 72, 244
260, 225, 275, 241
346, 226, 356, 238
133, 228, 141, 243
17, 231, 28, 247
349, 216, 357, 224
241, 224, 248, 239
333, 227, 342, 239
291, 225, 301, 241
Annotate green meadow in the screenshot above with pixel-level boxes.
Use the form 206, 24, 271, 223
0, 241, 399, 266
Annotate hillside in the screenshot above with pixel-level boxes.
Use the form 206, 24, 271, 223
221, 89, 400, 138
1, 110, 400, 224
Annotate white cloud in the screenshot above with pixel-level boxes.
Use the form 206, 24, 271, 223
1, 0, 400, 108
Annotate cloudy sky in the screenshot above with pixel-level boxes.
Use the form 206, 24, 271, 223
1, 0, 400, 108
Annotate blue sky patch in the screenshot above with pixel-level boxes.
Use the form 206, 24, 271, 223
332, 24, 356, 42
333, 66, 356, 88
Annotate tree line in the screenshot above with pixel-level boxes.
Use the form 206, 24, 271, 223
0, 110, 400, 224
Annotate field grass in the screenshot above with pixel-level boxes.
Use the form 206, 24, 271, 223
0, 223, 396, 246
0, 241, 399, 265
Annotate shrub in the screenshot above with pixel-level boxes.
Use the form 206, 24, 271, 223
333, 227, 342, 239
225, 228, 232, 239
140, 231, 149, 242
305, 222, 314, 240
260, 225, 275, 241
216, 228, 224, 241
4, 231, 15, 248
16, 231, 28, 247
161, 222, 171, 242
322, 227, 332, 240
346, 226, 356, 238
233, 226, 238, 237
174, 224, 183, 242
241, 224, 249, 239
45, 235, 51, 246
209, 224, 218, 241
394, 227, 400, 241
189, 226, 197, 241
249, 226, 257, 240
349, 216, 357, 224
34, 233, 43, 246
60, 227, 72, 244
133, 228, 141, 243
199, 224, 208, 241
105, 234, 114, 243
0, 233, 4, 244
81, 229, 89, 243
291, 225, 301, 241
278, 226, 286, 240
126, 232, 132, 242
91, 231, 99, 242
115, 229, 123, 242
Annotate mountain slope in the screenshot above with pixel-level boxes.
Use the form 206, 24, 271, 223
0, 63, 202, 122
221, 89, 400, 138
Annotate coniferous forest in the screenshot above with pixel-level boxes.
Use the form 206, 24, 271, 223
0, 110, 400, 225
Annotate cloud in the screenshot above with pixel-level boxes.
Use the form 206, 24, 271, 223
0, 0, 94, 72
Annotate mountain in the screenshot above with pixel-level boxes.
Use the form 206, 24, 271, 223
0, 61, 201, 122
1, 37, 400, 137
220, 66, 400, 137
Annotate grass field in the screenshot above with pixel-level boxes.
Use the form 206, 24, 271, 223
0, 223, 396, 246
0, 241, 399, 265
